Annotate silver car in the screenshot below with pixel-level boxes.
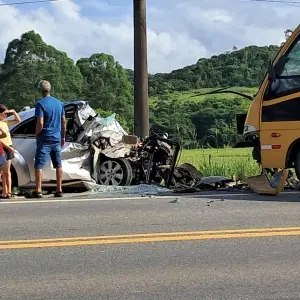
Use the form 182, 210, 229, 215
7, 100, 133, 190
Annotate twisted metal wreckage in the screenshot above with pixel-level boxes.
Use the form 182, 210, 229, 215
48, 101, 183, 190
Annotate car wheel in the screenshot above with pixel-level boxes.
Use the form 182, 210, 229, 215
97, 158, 133, 186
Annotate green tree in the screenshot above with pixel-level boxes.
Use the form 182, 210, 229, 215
0, 31, 83, 110
191, 97, 248, 147
204, 119, 234, 148
77, 53, 134, 130
150, 93, 198, 148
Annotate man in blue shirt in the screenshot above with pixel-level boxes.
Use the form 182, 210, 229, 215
32, 80, 66, 198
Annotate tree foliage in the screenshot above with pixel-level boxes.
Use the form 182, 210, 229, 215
76, 53, 133, 127
0, 31, 83, 109
150, 93, 199, 148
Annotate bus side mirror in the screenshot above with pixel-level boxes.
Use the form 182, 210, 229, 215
268, 60, 276, 83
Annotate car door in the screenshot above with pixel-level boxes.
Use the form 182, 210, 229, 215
11, 105, 79, 182
11, 116, 58, 182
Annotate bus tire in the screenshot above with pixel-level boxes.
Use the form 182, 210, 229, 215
294, 151, 300, 180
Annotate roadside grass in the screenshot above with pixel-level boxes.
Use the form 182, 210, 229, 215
179, 148, 260, 181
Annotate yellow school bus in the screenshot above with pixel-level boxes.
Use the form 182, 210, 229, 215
239, 24, 300, 181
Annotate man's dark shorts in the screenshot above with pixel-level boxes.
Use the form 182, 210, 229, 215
35, 141, 62, 169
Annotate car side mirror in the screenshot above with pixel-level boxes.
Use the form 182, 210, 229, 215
268, 60, 276, 83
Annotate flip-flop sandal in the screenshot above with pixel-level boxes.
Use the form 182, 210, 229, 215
54, 191, 63, 198
25, 192, 43, 199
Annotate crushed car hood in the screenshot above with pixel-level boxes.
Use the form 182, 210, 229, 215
61, 104, 129, 183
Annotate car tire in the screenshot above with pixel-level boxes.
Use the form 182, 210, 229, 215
97, 158, 133, 186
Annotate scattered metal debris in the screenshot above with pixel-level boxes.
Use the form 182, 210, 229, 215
172, 170, 243, 193
169, 198, 180, 203
196, 176, 233, 190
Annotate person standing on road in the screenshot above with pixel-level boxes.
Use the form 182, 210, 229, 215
0, 105, 21, 198
0, 140, 9, 198
29, 80, 66, 199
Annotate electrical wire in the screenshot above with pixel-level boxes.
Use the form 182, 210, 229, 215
248, 0, 300, 3
242, 0, 300, 7
0, 0, 61, 7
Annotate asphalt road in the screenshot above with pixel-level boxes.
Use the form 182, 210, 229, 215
2, 191, 300, 299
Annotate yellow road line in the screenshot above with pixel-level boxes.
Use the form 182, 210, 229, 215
2, 227, 300, 249
2, 226, 300, 245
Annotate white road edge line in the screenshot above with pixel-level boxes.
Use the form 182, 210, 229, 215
0, 191, 298, 204
0, 196, 163, 204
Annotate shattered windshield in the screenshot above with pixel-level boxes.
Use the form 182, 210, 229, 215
267, 37, 300, 99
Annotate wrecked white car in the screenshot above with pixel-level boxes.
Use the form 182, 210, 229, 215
7, 100, 180, 190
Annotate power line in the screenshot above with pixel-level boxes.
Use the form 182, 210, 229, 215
0, 0, 61, 7
242, 0, 300, 7
248, 0, 300, 3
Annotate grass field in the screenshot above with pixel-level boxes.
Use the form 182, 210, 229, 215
179, 148, 260, 181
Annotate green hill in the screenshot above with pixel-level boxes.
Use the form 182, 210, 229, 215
127, 45, 279, 96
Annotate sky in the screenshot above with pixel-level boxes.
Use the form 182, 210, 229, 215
0, 0, 299, 73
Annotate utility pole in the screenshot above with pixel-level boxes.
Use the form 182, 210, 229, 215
133, 0, 149, 138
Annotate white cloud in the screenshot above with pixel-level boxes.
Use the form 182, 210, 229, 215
196, 9, 233, 24
0, 0, 299, 73
82, 0, 116, 12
